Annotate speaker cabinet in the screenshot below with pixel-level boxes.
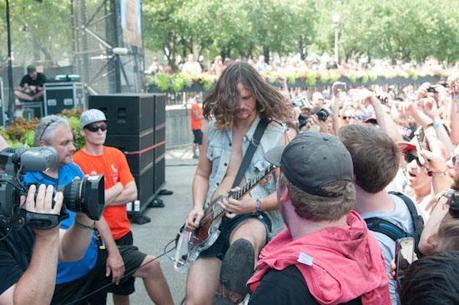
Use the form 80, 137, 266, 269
89, 94, 166, 217
133, 163, 155, 206
88, 94, 155, 135
105, 128, 154, 174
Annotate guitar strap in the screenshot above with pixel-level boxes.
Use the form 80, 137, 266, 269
231, 118, 269, 189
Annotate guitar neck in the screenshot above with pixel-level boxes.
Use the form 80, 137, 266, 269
230, 164, 276, 199
206, 164, 276, 228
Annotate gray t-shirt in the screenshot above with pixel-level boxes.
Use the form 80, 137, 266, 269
360, 193, 416, 305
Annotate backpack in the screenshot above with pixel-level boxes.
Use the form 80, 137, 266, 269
364, 191, 425, 257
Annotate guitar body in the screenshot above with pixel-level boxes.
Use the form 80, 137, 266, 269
188, 196, 225, 259
172, 164, 275, 271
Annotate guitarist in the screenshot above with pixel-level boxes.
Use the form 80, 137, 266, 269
184, 62, 291, 305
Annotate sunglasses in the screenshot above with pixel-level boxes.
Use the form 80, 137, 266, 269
404, 152, 423, 167
38, 120, 57, 141
85, 123, 107, 132
452, 155, 459, 165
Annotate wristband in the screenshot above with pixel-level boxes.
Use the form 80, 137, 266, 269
255, 198, 263, 213
74, 220, 95, 230
425, 122, 434, 129
432, 121, 442, 130
427, 170, 446, 177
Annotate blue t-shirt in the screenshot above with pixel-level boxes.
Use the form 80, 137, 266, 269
23, 163, 98, 284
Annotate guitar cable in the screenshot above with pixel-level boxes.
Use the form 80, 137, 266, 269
63, 237, 177, 305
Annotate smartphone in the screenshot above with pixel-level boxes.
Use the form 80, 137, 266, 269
414, 129, 427, 166
394, 237, 415, 283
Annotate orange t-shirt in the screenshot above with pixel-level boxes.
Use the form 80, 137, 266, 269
73, 146, 134, 240
190, 103, 203, 130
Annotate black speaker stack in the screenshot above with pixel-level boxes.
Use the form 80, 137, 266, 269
88, 94, 166, 223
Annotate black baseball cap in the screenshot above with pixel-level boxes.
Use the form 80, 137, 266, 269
27, 64, 36, 73
266, 132, 353, 196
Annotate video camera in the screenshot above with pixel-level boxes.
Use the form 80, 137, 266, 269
0, 147, 105, 233
446, 190, 459, 219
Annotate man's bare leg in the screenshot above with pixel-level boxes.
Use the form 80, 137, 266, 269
216, 219, 267, 304
15, 90, 33, 101
32, 90, 44, 100
185, 257, 221, 305
134, 257, 174, 305
229, 218, 267, 254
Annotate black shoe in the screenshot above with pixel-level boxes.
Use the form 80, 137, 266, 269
159, 189, 173, 196
149, 199, 165, 208
216, 239, 254, 304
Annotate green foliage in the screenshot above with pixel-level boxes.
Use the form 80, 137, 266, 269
145, 69, 443, 92
171, 73, 192, 92
0, 109, 85, 150
153, 72, 171, 91
0, 1, 72, 65
144, 0, 459, 67
199, 74, 216, 91
305, 74, 317, 86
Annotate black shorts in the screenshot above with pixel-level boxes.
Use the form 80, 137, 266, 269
51, 244, 146, 305
199, 212, 271, 260
192, 129, 203, 145
111, 231, 136, 296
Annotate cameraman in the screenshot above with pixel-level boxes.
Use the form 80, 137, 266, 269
0, 150, 94, 303
25, 115, 173, 305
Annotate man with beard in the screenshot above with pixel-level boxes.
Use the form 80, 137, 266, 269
184, 62, 290, 305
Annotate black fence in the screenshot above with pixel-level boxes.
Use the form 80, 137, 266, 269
147, 75, 442, 106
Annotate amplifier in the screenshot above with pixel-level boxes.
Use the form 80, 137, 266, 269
44, 82, 84, 115
88, 94, 155, 135
105, 128, 155, 174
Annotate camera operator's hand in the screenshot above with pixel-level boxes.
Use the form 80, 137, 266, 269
23, 185, 63, 233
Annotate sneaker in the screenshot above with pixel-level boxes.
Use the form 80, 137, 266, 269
216, 239, 255, 305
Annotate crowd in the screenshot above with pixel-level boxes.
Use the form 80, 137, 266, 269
183, 63, 459, 305
1, 60, 459, 305
147, 53, 456, 80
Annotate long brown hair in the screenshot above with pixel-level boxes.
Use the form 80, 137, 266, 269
203, 62, 289, 129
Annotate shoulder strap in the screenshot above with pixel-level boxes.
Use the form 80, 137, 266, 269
365, 191, 424, 256
365, 217, 409, 241
232, 118, 269, 189
389, 191, 424, 256
388, 191, 424, 240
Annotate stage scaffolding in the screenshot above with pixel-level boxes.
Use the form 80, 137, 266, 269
71, 0, 145, 95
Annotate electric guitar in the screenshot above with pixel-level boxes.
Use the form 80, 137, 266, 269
173, 164, 276, 271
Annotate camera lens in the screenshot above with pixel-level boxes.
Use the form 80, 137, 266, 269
316, 109, 330, 122
62, 175, 105, 220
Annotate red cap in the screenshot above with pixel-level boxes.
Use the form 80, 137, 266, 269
397, 141, 416, 153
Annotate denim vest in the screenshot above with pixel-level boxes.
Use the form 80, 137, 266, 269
206, 116, 286, 235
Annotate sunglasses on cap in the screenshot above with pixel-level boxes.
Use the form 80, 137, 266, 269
85, 123, 107, 132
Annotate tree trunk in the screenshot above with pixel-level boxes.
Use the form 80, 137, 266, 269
298, 35, 305, 60
263, 46, 270, 64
